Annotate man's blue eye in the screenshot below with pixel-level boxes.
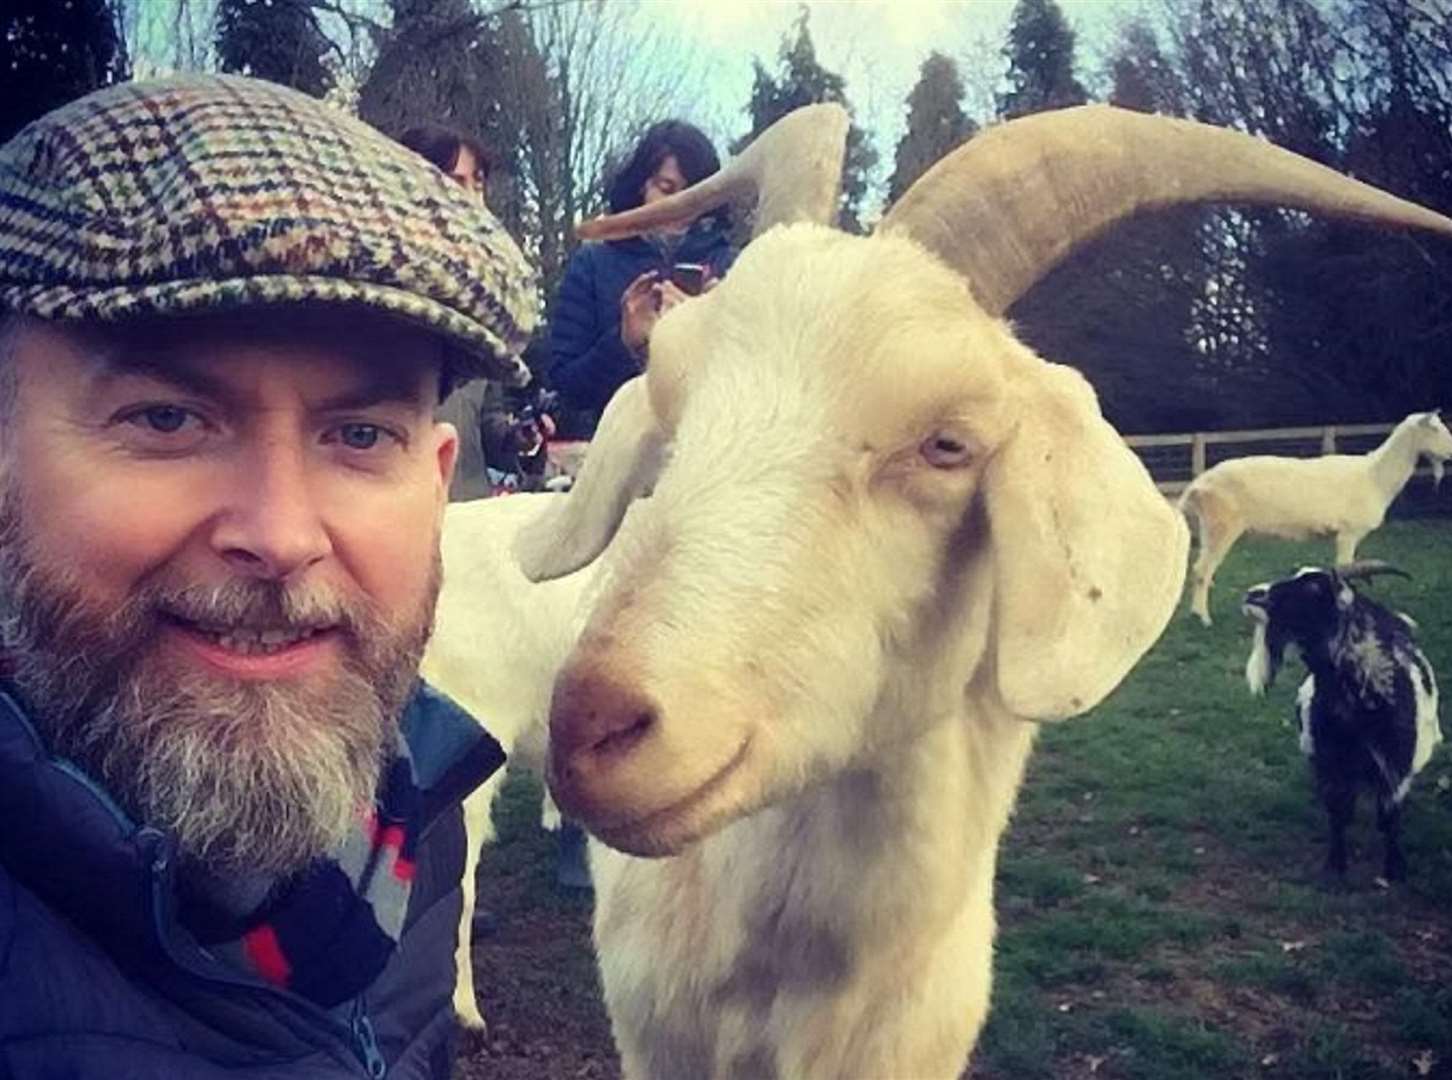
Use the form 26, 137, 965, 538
142, 406, 189, 433
340, 424, 381, 450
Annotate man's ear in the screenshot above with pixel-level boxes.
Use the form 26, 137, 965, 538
515, 377, 665, 581
433, 420, 459, 505
982, 359, 1188, 720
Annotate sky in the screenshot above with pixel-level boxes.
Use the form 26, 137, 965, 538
636, 0, 1138, 170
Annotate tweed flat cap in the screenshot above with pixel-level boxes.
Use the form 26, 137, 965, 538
0, 74, 538, 385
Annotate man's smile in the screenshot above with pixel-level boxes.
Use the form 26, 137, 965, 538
161, 615, 343, 677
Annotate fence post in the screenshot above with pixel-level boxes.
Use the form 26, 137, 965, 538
1322, 425, 1337, 455
1191, 433, 1206, 479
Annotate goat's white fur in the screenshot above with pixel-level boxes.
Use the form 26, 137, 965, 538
1181, 412, 1452, 625
419, 494, 584, 1031
1245, 608, 1273, 696
524, 226, 1188, 1078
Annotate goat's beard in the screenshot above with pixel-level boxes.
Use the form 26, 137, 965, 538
0, 488, 440, 880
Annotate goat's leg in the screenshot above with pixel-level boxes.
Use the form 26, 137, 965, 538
1375, 791, 1407, 883
1333, 530, 1365, 566
1189, 508, 1241, 626
452, 782, 498, 1031
540, 784, 562, 832
1320, 780, 1355, 884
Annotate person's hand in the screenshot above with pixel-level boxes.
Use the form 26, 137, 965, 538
508, 417, 545, 456
620, 273, 699, 359
620, 271, 660, 354
656, 279, 690, 317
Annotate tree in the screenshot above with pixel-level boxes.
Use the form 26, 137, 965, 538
215, 0, 335, 97
359, 0, 705, 305
357, 0, 492, 138
997, 0, 1087, 120
1107, 18, 1185, 116
996, 17, 1233, 432
1, 0, 130, 143
738, 8, 879, 233
1249, 0, 1452, 420
117, 0, 219, 76
888, 52, 976, 204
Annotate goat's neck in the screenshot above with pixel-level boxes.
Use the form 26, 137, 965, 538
1294, 634, 1338, 683
1367, 420, 1424, 501
730, 700, 1036, 933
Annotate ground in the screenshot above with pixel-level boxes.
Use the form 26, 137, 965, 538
453, 519, 1452, 1080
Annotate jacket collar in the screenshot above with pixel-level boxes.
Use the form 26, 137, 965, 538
0, 681, 502, 971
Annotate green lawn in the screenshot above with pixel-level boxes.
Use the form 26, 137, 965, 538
976, 518, 1452, 1079
459, 517, 1452, 1080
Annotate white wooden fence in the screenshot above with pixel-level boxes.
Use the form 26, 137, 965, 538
1124, 422, 1430, 496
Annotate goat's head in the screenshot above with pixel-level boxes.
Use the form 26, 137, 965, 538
523, 105, 1452, 857
1242, 561, 1411, 694
1410, 410, 1452, 485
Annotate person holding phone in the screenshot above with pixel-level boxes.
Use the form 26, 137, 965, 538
549, 120, 737, 427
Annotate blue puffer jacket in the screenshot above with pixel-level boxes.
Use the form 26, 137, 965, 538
548, 216, 736, 422
0, 683, 504, 1079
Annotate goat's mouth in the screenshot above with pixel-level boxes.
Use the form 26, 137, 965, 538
571, 735, 754, 858
1241, 588, 1270, 621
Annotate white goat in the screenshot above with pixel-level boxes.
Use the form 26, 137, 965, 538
493, 104, 1452, 1079
418, 494, 579, 1031
1181, 411, 1452, 624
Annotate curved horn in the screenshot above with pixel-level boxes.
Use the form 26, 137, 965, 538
576, 104, 849, 243
879, 104, 1452, 318
1334, 559, 1412, 584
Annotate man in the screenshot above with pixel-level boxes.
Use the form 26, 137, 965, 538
0, 75, 537, 1077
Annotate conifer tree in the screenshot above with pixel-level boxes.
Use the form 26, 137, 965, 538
888, 52, 976, 204
0, 0, 129, 143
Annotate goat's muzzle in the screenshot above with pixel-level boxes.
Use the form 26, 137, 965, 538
1242, 584, 1270, 621
548, 661, 659, 821
545, 642, 757, 856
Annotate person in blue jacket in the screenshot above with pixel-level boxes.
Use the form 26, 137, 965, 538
0, 75, 538, 1078
549, 120, 737, 425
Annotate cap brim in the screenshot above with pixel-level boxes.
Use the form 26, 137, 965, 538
2, 273, 531, 387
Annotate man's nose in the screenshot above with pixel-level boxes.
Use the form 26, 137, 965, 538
210, 437, 332, 579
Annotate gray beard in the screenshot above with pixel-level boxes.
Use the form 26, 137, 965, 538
0, 489, 439, 879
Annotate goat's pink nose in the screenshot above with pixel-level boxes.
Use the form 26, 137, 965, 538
549, 664, 658, 787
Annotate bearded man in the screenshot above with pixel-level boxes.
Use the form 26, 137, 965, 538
0, 76, 537, 1078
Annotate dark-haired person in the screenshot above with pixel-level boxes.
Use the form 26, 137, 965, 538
0, 76, 537, 1078
397, 123, 555, 496
398, 123, 492, 199
549, 120, 736, 427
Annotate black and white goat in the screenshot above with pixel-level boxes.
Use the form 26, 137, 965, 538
1242, 563, 1443, 882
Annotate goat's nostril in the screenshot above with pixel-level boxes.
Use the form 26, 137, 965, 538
551, 665, 660, 769
590, 707, 655, 758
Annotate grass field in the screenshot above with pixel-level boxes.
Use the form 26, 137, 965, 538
455, 517, 1452, 1080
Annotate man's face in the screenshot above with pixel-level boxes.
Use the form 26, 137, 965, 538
0, 310, 458, 878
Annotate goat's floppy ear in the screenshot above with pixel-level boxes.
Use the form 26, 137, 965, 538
984, 360, 1188, 721
514, 377, 665, 581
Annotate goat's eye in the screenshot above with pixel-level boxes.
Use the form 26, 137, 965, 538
921, 433, 974, 468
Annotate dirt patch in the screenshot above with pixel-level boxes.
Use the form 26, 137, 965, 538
452, 905, 619, 1080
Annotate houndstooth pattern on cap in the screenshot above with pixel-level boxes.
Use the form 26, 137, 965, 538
0, 74, 538, 385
